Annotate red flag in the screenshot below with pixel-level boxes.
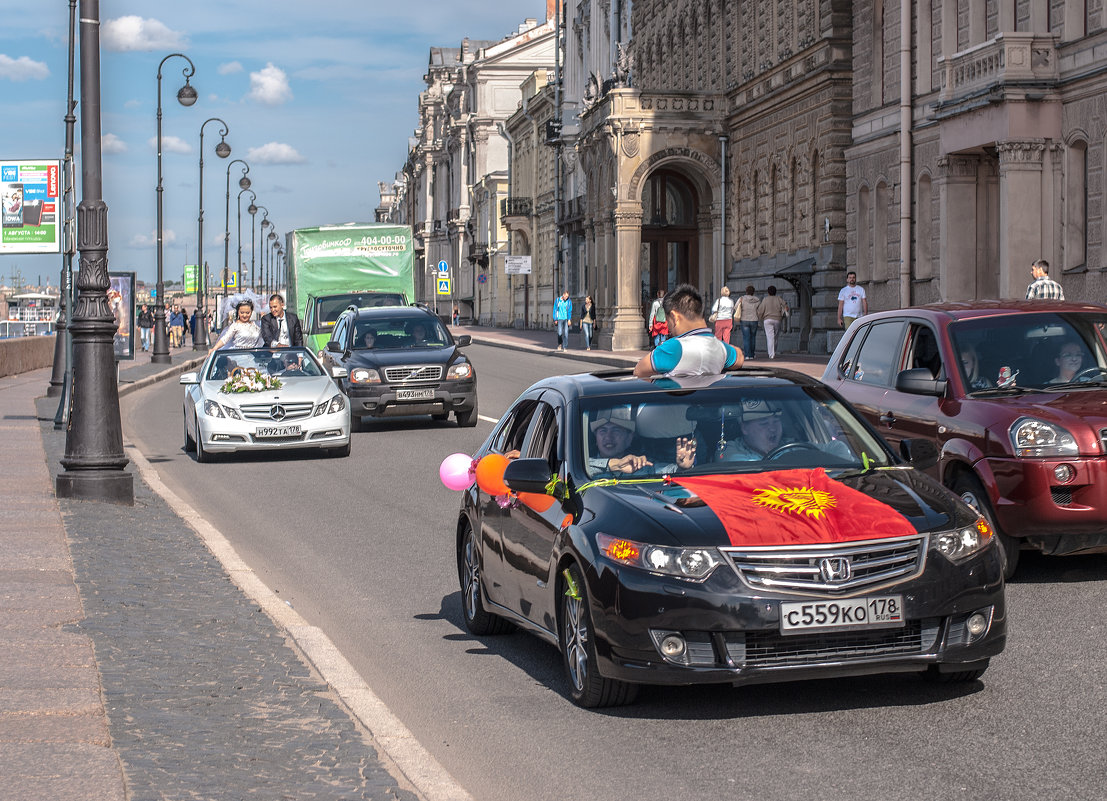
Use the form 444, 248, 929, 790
674, 469, 916, 547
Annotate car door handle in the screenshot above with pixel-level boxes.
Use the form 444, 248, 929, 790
879, 412, 897, 426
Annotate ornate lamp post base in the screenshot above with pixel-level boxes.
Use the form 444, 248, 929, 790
56, 468, 134, 504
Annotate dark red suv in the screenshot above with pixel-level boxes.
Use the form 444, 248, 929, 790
823, 300, 1107, 576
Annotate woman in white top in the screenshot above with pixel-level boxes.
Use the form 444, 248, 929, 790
710, 286, 736, 344
209, 300, 263, 351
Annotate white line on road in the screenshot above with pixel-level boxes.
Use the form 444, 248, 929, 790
125, 444, 474, 801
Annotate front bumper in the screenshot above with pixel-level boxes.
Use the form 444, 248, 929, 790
348, 379, 476, 418
584, 545, 1006, 687
198, 412, 350, 453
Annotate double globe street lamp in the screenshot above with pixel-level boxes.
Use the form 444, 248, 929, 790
194, 117, 231, 350
153, 52, 198, 364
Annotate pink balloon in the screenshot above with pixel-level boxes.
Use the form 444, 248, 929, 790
439, 452, 475, 491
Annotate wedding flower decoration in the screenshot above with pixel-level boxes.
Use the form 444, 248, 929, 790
219, 366, 282, 394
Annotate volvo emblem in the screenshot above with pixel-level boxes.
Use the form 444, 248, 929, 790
407, 367, 423, 380
818, 557, 852, 584
270, 404, 287, 421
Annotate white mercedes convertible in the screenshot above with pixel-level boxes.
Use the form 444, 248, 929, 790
180, 347, 351, 461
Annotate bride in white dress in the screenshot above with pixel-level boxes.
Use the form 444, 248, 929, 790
209, 299, 263, 351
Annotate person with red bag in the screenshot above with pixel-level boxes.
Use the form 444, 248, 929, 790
647, 288, 668, 348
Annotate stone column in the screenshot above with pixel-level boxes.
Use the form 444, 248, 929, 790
937, 154, 979, 301
997, 140, 1046, 299
610, 204, 646, 350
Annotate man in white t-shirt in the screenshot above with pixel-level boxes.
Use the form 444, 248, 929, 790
836, 271, 867, 329
634, 284, 742, 378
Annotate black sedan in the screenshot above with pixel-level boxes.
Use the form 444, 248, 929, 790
322, 306, 477, 428
454, 368, 1006, 707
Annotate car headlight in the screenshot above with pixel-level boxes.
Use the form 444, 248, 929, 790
315, 393, 346, 416
222, 404, 241, 420
596, 533, 721, 581
1009, 417, 1078, 457
350, 367, 381, 384
934, 517, 994, 563
447, 362, 473, 380
204, 399, 225, 418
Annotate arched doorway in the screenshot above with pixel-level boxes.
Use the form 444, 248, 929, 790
640, 169, 699, 311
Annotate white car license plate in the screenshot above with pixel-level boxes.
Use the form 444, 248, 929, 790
255, 425, 301, 438
780, 595, 904, 635
396, 388, 434, 401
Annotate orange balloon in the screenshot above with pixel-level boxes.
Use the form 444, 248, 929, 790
518, 492, 556, 513
475, 453, 511, 496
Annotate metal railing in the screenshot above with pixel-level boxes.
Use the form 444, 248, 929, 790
0, 320, 55, 339
500, 197, 533, 219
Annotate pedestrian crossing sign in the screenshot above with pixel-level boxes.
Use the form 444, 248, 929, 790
437, 277, 451, 295
223, 271, 237, 289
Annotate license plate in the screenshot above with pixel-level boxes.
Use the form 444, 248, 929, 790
255, 425, 301, 438
396, 388, 434, 401
780, 595, 904, 635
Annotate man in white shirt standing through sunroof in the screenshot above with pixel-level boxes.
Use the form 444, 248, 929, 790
634, 283, 743, 378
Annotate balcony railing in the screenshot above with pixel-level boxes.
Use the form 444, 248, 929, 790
939, 33, 1059, 102
500, 197, 533, 219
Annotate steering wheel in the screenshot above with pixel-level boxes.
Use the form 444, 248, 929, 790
765, 442, 822, 461
1072, 366, 1107, 382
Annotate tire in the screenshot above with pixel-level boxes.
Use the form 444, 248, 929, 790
432, 412, 450, 422
350, 414, 363, 433
950, 472, 1019, 579
559, 563, 639, 708
183, 414, 196, 452
458, 526, 511, 636
925, 662, 989, 683
329, 440, 351, 458
195, 421, 212, 463
455, 403, 478, 428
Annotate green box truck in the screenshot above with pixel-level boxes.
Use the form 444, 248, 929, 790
285, 223, 416, 353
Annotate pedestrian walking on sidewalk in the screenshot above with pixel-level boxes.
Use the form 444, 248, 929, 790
758, 285, 789, 360
580, 295, 596, 350
137, 304, 154, 351
837, 271, 868, 329
647, 289, 668, 348
709, 286, 735, 344
553, 291, 572, 351
736, 285, 761, 359
1026, 259, 1065, 300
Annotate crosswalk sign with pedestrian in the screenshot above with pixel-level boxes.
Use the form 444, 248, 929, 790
437, 277, 451, 295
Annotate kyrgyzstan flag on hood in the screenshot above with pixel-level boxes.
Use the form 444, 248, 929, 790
673, 468, 916, 547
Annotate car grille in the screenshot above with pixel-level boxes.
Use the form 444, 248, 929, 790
719, 534, 927, 596
384, 365, 443, 383
1051, 487, 1074, 506
726, 619, 939, 667
238, 401, 314, 422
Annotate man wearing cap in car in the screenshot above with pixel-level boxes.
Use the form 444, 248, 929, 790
587, 406, 696, 477
720, 399, 785, 461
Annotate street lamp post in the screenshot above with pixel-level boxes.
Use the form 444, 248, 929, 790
152, 52, 197, 364
267, 229, 277, 296
223, 158, 250, 304
194, 117, 231, 350
249, 204, 268, 294
56, 0, 133, 504
237, 187, 255, 296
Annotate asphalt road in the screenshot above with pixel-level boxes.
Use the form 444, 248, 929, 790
121, 344, 1107, 801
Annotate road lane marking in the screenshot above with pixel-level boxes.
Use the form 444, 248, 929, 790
125, 443, 474, 801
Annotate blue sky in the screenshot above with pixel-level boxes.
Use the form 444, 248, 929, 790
0, 1, 544, 288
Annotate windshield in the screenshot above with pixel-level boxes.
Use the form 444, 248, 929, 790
206, 347, 323, 380
354, 316, 449, 349
580, 386, 893, 479
949, 312, 1107, 391
310, 293, 407, 333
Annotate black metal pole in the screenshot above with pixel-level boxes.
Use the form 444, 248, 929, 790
49, 0, 77, 403
56, 0, 133, 505
194, 117, 230, 350
153, 52, 196, 364
237, 187, 254, 296
223, 158, 249, 304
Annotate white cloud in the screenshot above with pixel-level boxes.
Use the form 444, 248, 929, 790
0, 54, 49, 81
149, 135, 192, 155
218, 61, 243, 75
246, 142, 306, 165
247, 63, 292, 105
102, 16, 186, 52
102, 133, 128, 154
124, 99, 141, 109
131, 229, 177, 248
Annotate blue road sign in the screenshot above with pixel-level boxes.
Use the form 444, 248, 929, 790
437, 277, 451, 295
438, 259, 449, 272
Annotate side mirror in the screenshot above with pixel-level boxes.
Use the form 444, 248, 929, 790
325, 340, 343, 353
503, 458, 553, 494
179, 372, 200, 385
330, 366, 348, 379
455, 334, 472, 347
895, 367, 947, 397
900, 438, 940, 470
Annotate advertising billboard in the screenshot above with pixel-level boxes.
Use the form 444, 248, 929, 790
1, 160, 61, 254
183, 264, 198, 293
109, 272, 136, 361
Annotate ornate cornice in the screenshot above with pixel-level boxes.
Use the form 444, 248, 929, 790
996, 140, 1046, 166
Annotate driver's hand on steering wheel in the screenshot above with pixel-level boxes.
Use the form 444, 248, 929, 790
608, 454, 652, 474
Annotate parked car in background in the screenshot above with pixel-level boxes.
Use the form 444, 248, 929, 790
180, 346, 351, 461
322, 305, 477, 429
823, 300, 1107, 577
455, 369, 1005, 707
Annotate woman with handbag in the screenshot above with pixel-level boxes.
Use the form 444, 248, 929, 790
709, 286, 736, 343
580, 296, 597, 350
758, 285, 789, 360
